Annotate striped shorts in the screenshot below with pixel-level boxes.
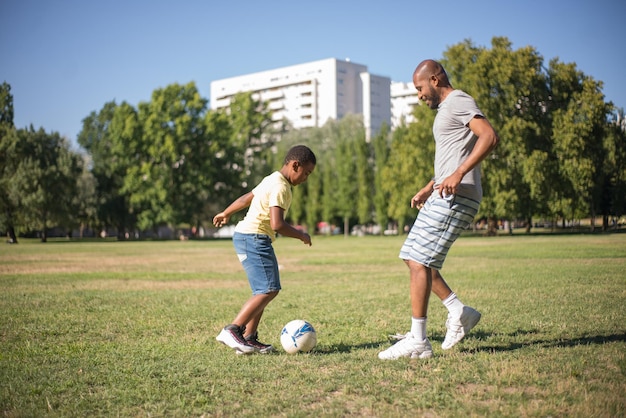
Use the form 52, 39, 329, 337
399, 193, 480, 270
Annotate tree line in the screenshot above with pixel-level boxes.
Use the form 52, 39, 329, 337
1, 37, 625, 243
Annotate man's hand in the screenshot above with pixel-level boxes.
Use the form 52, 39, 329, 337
436, 171, 464, 198
411, 183, 435, 209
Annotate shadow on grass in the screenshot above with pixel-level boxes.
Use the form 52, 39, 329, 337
460, 330, 626, 353
313, 341, 383, 354
310, 331, 626, 355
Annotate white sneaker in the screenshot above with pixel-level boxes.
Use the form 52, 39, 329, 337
216, 325, 256, 354
378, 333, 433, 360
442, 306, 481, 350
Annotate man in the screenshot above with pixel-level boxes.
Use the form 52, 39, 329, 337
379, 59, 499, 360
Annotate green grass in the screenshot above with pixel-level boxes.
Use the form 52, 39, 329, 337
1, 234, 625, 417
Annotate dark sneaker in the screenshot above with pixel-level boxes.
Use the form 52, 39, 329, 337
216, 324, 255, 354
238, 332, 273, 354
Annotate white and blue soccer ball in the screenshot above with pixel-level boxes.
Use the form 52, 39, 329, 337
280, 319, 317, 354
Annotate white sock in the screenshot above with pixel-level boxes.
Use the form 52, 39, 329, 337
443, 292, 464, 316
411, 317, 427, 341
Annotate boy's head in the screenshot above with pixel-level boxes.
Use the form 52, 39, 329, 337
282, 145, 316, 186
284, 145, 316, 166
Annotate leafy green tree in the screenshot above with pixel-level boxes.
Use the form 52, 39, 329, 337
13, 127, 82, 242
73, 154, 98, 237
383, 105, 435, 232
77, 101, 135, 238
443, 37, 550, 233
601, 108, 626, 229
303, 150, 322, 233
354, 127, 371, 225
200, 109, 239, 225
552, 76, 612, 229
0, 82, 19, 242
227, 92, 276, 191
372, 123, 390, 233
333, 116, 364, 235
126, 82, 210, 231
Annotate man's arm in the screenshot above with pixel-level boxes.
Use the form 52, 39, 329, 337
437, 116, 499, 197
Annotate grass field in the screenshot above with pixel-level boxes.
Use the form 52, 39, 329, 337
1, 233, 625, 417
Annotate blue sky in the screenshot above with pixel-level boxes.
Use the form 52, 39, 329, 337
1, 0, 624, 146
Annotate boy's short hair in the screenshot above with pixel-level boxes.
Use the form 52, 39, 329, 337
284, 145, 316, 166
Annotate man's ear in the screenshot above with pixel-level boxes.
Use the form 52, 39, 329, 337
291, 160, 300, 171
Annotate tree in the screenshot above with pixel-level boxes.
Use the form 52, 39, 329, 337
443, 37, 550, 233
73, 154, 98, 237
226, 92, 277, 191
354, 128, 372, 225
603, 108, 626, 228
383, 105, 435, 232
125, 82, 211, 232
12, 127, 82, 242
332, 116, 364, 236
372, 123, 390, 233
551, 76, 609, 229
0, 82, 19, 242
77, 101, 135, 238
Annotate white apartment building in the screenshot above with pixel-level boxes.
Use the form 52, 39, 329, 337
210, 58, 393, 139
390, 81, 420, 128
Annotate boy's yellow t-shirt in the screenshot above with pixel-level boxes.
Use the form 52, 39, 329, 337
234, 171, 292, 241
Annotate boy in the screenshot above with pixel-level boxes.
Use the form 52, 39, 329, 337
213, 145, 316, 354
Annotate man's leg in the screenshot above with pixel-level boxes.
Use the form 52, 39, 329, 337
432, 270, 481, 350
409, 260, 431, 318
378, 260, 433, 360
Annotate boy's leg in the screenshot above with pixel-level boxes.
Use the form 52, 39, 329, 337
220, 232, 280, 354
234, 291, 279, 335
234, 291, 278, 354
216, 292, 278, 354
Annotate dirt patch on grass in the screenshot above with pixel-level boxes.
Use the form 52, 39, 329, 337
73, 278, 247, 291
0, 252, 243, 275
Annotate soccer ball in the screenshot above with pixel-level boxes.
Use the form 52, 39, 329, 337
280, 319, 317, 354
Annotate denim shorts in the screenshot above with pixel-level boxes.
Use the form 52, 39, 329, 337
232, 232, 281, 295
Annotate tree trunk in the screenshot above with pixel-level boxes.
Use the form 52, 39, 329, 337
41, 214, 48, 243
486, 217, 498, 236
7, 226, 18, 244
343, 216, 349, 238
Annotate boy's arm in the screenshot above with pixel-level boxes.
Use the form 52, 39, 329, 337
213, 192, 254, 227
270, 206, 312, 246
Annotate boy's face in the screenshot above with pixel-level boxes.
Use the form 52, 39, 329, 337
289, 161, 315, 186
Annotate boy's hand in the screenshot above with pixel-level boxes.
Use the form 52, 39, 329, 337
301, 232, 312, 246
213, 212, 229, 227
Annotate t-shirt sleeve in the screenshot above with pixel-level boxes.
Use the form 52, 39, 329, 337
268, 183, 289, 210
453, 94, 484, 127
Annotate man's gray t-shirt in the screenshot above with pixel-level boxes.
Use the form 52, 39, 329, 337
432, 89, 484, 201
